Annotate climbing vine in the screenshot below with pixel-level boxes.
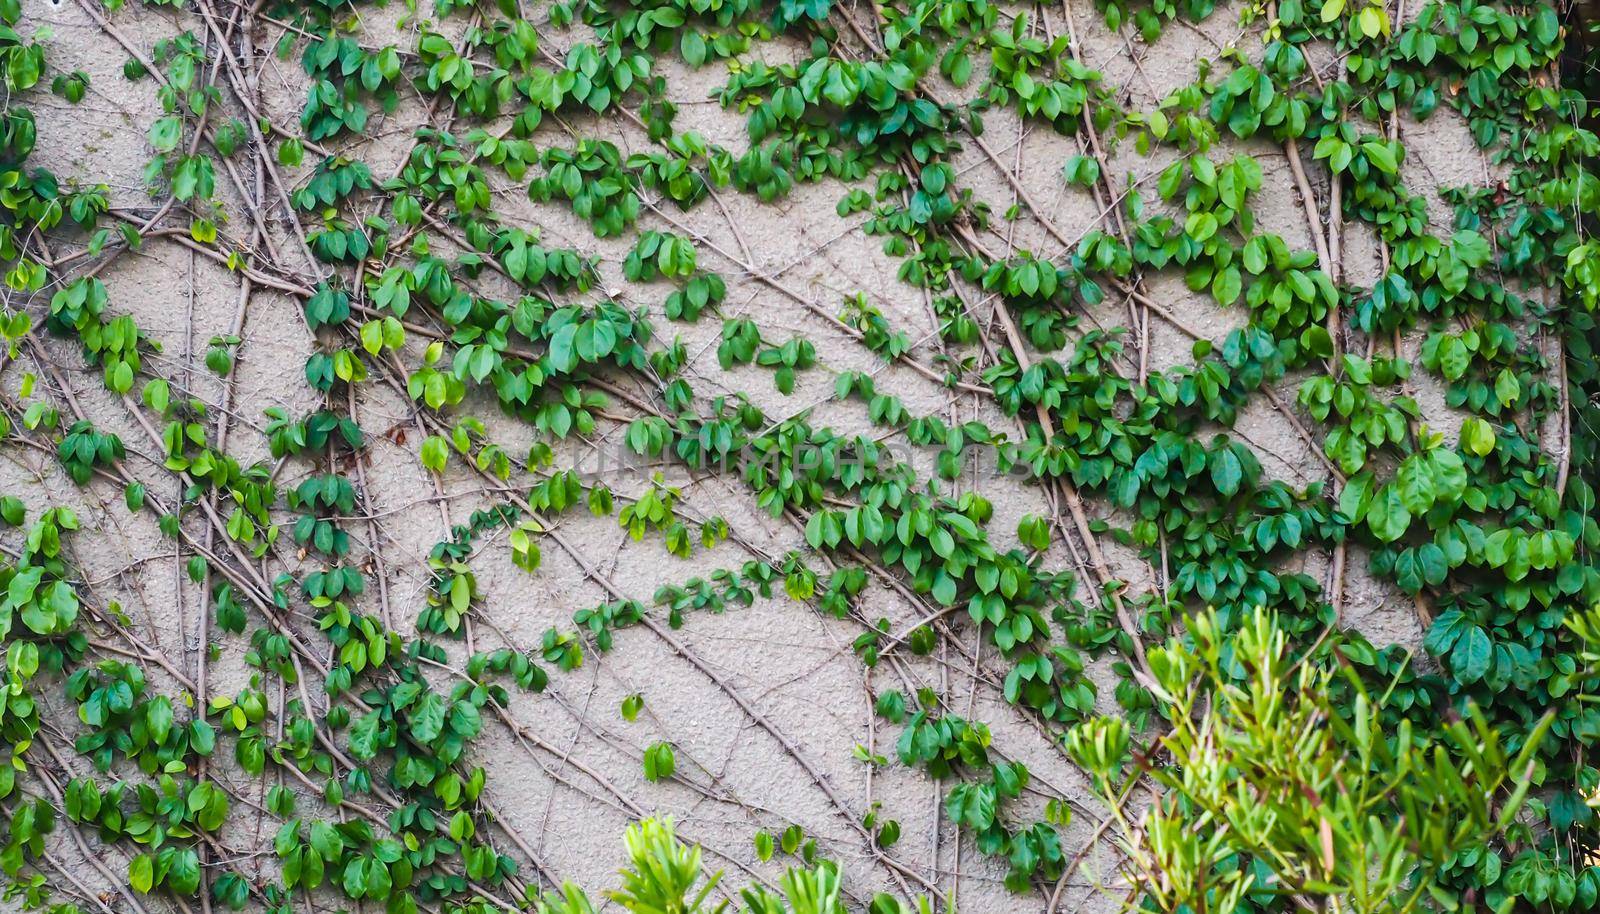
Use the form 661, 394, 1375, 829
0, 0, 1593, 910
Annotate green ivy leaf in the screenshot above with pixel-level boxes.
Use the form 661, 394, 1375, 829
1367, 484, 1412, 542
643, 741, 675, 781
1452, 626, 1492, 684
129, 854, 154, 894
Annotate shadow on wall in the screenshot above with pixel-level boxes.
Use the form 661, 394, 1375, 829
1564, 0, 1600, 131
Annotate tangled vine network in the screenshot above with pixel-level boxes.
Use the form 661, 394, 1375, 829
0, 0, 1596, 910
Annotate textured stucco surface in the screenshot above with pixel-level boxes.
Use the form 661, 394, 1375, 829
5, 0, 1500, 910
